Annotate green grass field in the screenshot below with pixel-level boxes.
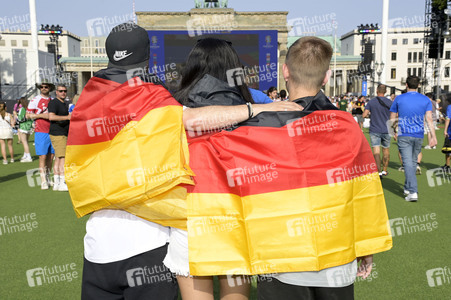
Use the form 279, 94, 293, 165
0, 128, 450, 300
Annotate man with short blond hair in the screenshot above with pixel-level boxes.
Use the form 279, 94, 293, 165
284, 36, 332, 93
258, 36, 373, 300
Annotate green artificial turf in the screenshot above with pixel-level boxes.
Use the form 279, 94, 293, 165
0, 128, 450, 299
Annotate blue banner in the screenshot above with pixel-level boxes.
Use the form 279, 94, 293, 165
146, 30, 278, 92
362, 80, 368, 96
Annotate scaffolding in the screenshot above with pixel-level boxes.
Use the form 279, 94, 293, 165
422, 0, 451, 95
421, 0, 433, 93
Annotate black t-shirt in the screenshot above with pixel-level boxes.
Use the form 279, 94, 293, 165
48, 98, 69, 136
352, 100, 365, 115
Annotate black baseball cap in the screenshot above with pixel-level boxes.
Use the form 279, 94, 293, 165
105, 23, 150, 70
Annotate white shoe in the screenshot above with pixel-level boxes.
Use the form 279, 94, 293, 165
20, 157, 32, 163
41, 181, 49, 190
404, 190, 410, 195
405, 193, 418, 202
46, 175, 54, 187
10, 159, 14, 163
58, 181, 68, 192
53, 175, 60, 191
2, 160, 7, 165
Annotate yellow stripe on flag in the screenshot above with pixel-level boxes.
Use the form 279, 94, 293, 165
187, 172, 392, 275
66, 105, 194, 228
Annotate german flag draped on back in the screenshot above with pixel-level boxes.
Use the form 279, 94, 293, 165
185, 93, 392, 276
65, 69, 194, 229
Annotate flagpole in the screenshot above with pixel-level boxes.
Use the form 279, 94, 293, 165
381, 0, 389, 84
29, 0, 39, 85
90, 35, 93, 77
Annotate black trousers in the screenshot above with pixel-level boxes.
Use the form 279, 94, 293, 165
258, 277, 354, 300
81, 244, 178, 300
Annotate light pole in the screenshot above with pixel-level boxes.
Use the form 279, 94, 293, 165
39, 24, 63, 76
436, 9, 451, 100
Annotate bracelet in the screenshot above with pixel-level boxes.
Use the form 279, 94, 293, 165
246, 102, 254, 119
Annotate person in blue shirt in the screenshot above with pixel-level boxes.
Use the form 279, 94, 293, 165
389, 75, 437, 202
250, 88, 273, 104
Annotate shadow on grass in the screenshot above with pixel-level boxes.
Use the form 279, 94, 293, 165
380, 176, 403, 198
0, 172, 26, 183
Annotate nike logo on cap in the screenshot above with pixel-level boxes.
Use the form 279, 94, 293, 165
113, 50, 133, 61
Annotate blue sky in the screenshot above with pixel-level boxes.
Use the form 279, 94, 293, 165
1, 0, 426, 38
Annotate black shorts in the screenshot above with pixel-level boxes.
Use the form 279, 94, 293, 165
258, 277, 354, 300
81, 244, 178, 300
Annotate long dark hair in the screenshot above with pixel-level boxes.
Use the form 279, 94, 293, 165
174, 38, 253, 105
0, 102, 6, 119
19, 97, 28, 110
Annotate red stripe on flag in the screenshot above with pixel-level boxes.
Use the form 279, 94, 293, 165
67, 77, 181, 146
186, 111, 377, 195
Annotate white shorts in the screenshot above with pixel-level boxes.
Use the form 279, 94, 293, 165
163, 227, 190, 276
18, 129, 31, 135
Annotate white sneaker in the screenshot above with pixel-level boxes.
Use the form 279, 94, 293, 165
46, 174, 54, 187
404, 190, 410, 195
53, 175, 60, 191
2, 160, 7, 165
10, 159, 14, 163
41, 181, 49, 190
58, 181, 68, 192
20, 157, 32, 163
405, 193, 418, 202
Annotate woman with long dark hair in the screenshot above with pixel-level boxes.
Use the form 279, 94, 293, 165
164, 38, 253, 300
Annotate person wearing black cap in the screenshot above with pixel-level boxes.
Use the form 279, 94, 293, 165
78, 23, 179, 300
74, 22, 301, 300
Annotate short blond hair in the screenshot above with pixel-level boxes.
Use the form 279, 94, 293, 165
285, 36, 332, 90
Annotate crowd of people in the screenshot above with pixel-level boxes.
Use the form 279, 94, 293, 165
0, 83, 76, 191
61, 24, 395, 300
327, 87, 451, 182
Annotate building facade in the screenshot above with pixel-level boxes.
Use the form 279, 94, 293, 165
0, 30, 81, 99
341, 26, 451, 95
